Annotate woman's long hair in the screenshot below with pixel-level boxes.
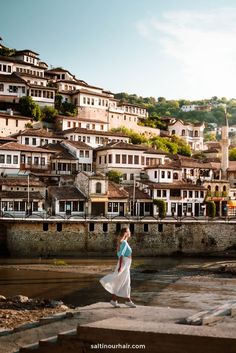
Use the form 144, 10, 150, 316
116, 227, 129, 252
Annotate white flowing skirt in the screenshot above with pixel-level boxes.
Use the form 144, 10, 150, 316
100, 257, 131, 298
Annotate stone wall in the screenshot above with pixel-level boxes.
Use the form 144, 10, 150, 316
5, 220, 236, 257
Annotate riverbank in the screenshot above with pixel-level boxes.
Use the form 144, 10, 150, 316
0, 295, 71, 330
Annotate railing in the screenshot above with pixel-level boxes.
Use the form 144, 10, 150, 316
0, 211, 236, 223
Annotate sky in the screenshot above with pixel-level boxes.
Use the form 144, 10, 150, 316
2, 0, 236, 100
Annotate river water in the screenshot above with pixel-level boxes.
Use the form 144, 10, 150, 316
0, 257, 236, 311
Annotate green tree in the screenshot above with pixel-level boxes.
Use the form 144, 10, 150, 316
107, 170, 123, 184
229, 148, 236, 161
153, 199, 166, 218
206, 201, 216, 218
19, 96, 41, 120
41, 106, 58, 123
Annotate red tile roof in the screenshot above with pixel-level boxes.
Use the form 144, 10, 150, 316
0, 142, 53, 153
108, 181, 129, 199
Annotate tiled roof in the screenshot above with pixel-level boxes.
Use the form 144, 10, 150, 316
0, 142, 53, 153
145, 161, 181, 170
0, 177, 44, 187
64, 140, 92, 150
0, 191, 43, 200
173, 155, 213, 169
144, 148, 168, 155
17, 129, 64, 138
144, 181, 206, 190
56, 115, 109, 124
43, 143, 77, 160
96, 141, 146, 151
124, 186, 152, 199
0, 73, 27, 84
63, 127, 128, 138
0, 113, 32, 120
48, 186, 86, 200
71, 88, 112, 98
108, 181, 129, 199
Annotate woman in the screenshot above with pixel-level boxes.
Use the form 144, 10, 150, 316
100, 227, 136, 308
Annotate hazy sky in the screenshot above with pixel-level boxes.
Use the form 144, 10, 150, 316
2, 0, 236, 100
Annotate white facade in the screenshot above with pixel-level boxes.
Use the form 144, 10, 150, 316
0, 113, 33, 137
168, 120, 204, 151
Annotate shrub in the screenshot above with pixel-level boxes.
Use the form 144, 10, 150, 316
206, 201, 216, 218
153, 199, 166, 218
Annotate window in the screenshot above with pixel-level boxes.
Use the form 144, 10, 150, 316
113, 203, 118, 212
200, 191, 204, 198
32, 138, 36, 145
16, 120, 18, 127
162, 190, 167, 197
130, 173, 134, 180
173, 172, 178, 180
128, 155, 133, 164
195, 191, 199, 198
13, 155, 18, 164
108, 202, 112, 212
79, 201, 84, 212
96, 182, 102, 193
25, 137, 29, 145
0, 155, 5, 163
108, 154, 112, 163
43, 223, 49, 231
59, 201, 65, 212
183, 190, 187, 198
57, 223, 62, 232
34, 157, 39, 165
0, 84, 3, 91
6, 155, 11, 164
144, 224, 149, 232
141, 156, 145, 165
116, 223, 121, 233
85, 151, 89, 158
167, 171, 171, 179
103, 223, 108, 232
130, 223, 135, 234
41, 157, 45, 166
89, 223, 95, 231
80, 150, 84, 158
157, 190, 161, 197
73, 201, 78, 211
154, 171, 157, 178
115, 154, 120, 163
28, 156, 32, 165
182, 129, 185, 136
99, 156, 102, 164
161, 171, 165, 178
134, 155, 139, 164
189, 191, 193, 198
122, 154, 127, 164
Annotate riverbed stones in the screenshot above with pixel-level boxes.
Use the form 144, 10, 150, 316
11, 295, 29, 303
0, 295, 6, 302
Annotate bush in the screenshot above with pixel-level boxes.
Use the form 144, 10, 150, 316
153, 199, 166, 218
53, 259, 67, 266
206, 201, 216, 218
19, 96, 41, 120
41, 106, 58, 123
107, 170, 123, 184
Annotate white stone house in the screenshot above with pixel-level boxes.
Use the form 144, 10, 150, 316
95, 142, 169, 182
168, 119, 205, 151
62, 140, 93, 172
63, 127, 129, 148
0, 112, 33, 137
0, 176, 45, 214
15, 128, 64, 147
48, 186, 86, 216
55, 115, 109, 132
0, 142, 53, 175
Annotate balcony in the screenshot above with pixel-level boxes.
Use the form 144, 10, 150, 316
20, 163, 51, 172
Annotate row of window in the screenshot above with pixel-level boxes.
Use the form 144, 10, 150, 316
30, 89, 54, 99
25, 56, 37, 64
1, 201, 39, 212
111, 114, 137, 122
67, 121, 104, 130
124, 106, 146, 115
98, 154, 160, 166
83, 97, 108, 107
0, 154, 19, 164
171, 129, 200, 137
0, 84, 25, 93
24, 137, 61, 146
154, 189, 205, 199
0, 64, 11, 73
2, 118, 19, 127
69, 135, 126, 145
59, 201, 84, 212
16, 67, 44, 77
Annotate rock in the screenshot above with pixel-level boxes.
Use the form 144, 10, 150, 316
10, 295, 29, 303
50, 300, 64, 308
60, 305, 69, 310
0, 295, 6, 302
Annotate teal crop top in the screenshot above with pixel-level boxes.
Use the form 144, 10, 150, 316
117, 240, 132, 258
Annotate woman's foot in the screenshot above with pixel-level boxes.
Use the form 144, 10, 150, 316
110, 300, 120, 308
125, 300, 136, 308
